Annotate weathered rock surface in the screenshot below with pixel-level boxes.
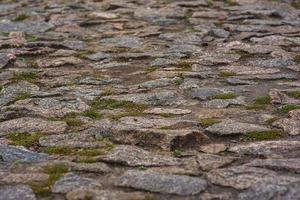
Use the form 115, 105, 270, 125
115, 170, 207, 195
0, 117, 67, 136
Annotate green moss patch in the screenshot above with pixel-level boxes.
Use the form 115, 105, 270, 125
13, 92, 32, 102
280, 104, 300, 113
11, 71, 38, 83
286, 91, 300, 99
244, 130, 285, 141
30, 163, 69, 197
211, 92, 237, 100
199, 118, 221, 127
13, 13, 30, 21
246, 96, 271, 110
7, 132, 44, 148
219, 71, 237, 78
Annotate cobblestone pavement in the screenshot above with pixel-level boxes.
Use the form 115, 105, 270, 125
0, 0, 300, 199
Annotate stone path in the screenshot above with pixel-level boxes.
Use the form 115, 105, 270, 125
0, 0, 300, 199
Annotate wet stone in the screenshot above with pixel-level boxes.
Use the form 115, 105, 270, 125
115, 170, 207, 195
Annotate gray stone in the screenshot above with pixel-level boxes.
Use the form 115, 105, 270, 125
115, 170, 207, 195
228, 140, 300, 158
246, 158, 300, 173
97, 145, 181, 166
0, 146, 48, 162
196, 153, 236, 171
0, 117, 67, 136
5, 97, 89, 118
273, 118, 300, 135
52, 173, 102, 194
103, 90, 186, 106
206, 119, 270, 136
238, 178, 300, 200
0, 53, 15, 69
207, 166, 278, 190
0, 185, 36, 200
0, 21, 53, 33
100, 36, 144, 48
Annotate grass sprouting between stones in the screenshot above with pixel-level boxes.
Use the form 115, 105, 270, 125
286, 91, 300, 99
199, 118, 221, 127
244, 130, 285, 141
7, 132, 44, 148
219, 71, 237, 78
211, 92, 237, 100
30, 163, 69, 197
13, 92, 32, 102
89, 98, 148, 119
280, 104, 300, 113
13, 13, 29, 21
11, 71, 38, 83
246, 95, 271, 110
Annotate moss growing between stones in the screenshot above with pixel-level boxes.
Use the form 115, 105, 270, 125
13, 92, 32, 102
64, 117, 84, 127
42, 146, 73, 155
219, 71, 236, 78
13, 13, 29, 21
75, 156, 98, 163
91, 99, 148, 113
26, 35, 39, 42
30, 163, 69, 197
286, 91, 300, 99
265, 117, 279, 125
280, 104, 300, 113
173, 149, 183, 157
81, 109, 102, 119
11, 71, 38, 83
224, 0, 238, 6
174, 79, 184, 86
199, 118, 221, 127
246, 96, 271, 110
7, 132, 44, 148
211, 92, 237, 100
244, 130, 285, 141
146, 66, 159, 72
291, 0, 300, 9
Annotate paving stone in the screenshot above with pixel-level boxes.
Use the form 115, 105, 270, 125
52, 173, 102, 194
206, 119, 270, 136
115, 170, 207, 195
0, 146, 49, 162
0, 117, 67, 136
0, 185, 36, 200
228, 140, 300, 158
97, 145, 181, 166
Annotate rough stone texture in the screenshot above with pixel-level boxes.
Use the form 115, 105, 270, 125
1, 0, 300, 198
115, 170, 207, 195
0, 146, 49, 162
206, 119, 270, 136
228, 141, 300, 158
0, 185, 36, 200
52, 173, 102, 194
0, 117, 67, 136
97, 145, 181, 166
